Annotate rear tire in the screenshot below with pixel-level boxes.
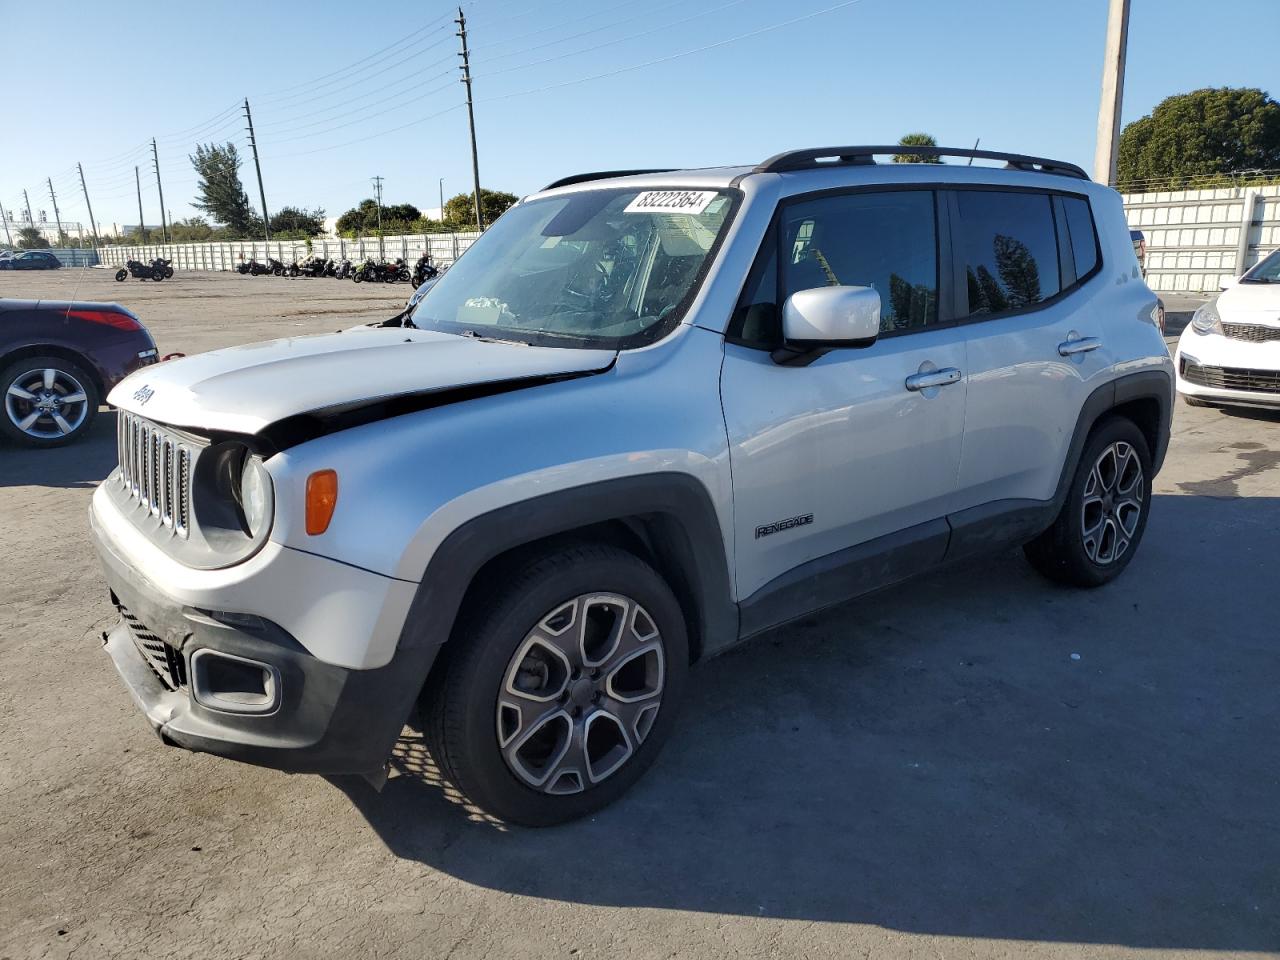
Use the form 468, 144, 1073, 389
423, 544, 688, 826
1023, 416, 1152, 588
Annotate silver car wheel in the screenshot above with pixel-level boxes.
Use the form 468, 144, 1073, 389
1080, 440, 1144, 566
4, 367, 90, 440
497, 593, 665, 796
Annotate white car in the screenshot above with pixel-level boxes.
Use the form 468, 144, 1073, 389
1176, 249, 1280, 409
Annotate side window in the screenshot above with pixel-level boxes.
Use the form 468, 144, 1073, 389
783, 191, 938, 334
728, 190, 939, 347
1061, 195, 1100, 280
955, 191, 1061, 317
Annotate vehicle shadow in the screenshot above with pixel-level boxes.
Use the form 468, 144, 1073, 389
336, 493, 1280, 951
0, 409, 117, 488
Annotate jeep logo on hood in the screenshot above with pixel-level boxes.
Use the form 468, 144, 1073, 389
132, 385, 155, 405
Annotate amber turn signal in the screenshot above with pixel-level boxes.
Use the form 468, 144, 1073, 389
305, 470, 338, 535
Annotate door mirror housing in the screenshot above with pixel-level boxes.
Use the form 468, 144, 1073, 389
773, 286, 881, 365
782, 285, 881, 347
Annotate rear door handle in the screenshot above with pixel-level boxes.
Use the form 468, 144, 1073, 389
905, 367, 962, 391
1058, 336, 1101, 356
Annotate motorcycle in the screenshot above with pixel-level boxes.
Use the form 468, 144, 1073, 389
333, 257, 353, 279
388, 257, 410, 283
154, 257, 174, 279
300, 255, 330, 278
265, 257, 287, 277
352, 257, 378, 283
114, 258, 166, 282
411, 253, 439, 288
238, 258, 272, 276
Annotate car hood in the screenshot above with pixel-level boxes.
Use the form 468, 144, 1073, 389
1218, 282, 1280, 323
107, 326, 616, 435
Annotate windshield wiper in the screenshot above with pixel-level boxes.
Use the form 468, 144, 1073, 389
457, 329, 527, 345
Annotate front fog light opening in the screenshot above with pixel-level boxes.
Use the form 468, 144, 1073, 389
190, 649, 281, 715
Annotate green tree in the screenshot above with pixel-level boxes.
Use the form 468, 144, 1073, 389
334, 199, 422, 237
16, 227, 50, 249
1117, 87, 1280, 190
992, 234, 1041, 307
893, 133, 942, 164
268, 206, 326, 238
442, 189, 519, 229
190, 142, 259, 235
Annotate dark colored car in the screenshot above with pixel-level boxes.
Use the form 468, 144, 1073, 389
0, 299, 158, 447
0, 251, 62, 270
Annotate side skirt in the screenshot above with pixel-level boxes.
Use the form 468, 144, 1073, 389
736, 498, 1058, 641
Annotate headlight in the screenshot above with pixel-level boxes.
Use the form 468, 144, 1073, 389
1191, 300, 1223, 336
238, 455, 272, 537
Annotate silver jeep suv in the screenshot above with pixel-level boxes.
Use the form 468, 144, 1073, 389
91, 146, 1173, 825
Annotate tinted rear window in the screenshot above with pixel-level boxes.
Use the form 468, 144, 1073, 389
955, 191, 1061, 316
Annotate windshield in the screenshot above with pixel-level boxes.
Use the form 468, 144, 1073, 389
409, 187, 737, 347
1241, 249, 1280, 283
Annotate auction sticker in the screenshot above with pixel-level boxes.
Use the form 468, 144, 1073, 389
624, 190, 718, 215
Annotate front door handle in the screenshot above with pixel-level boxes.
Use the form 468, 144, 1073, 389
905, 367, 962, 391
1058, 336, 1102, 356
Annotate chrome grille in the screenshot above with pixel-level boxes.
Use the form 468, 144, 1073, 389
1223, 323, 1280, 343
117, 413, 194, 536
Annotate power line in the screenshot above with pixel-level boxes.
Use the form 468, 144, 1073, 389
477, 0, 751, 81
476, 0, 689, 67
262, 72, 456, 144
481, 0, 866, 104
263, 103, 464, 160
258, 14, 457, 106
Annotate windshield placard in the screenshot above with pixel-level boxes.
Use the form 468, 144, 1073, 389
623, 190, 718, 216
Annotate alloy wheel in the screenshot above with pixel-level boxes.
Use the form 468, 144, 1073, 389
1080, 440, 1144, 566
497, 593, 665, 796
4, 368, 90, 440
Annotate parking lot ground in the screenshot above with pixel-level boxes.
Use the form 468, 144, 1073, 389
1, 274, 1277, 960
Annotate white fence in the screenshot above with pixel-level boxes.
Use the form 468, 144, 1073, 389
99, 231, 483, 273
1122, 184, 1280, 293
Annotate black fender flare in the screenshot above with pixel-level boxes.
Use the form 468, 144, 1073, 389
1052, 368, 1173, 514
395, 472, 739, 665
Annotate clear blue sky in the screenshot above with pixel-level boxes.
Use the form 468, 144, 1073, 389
2, 0, 1276, 233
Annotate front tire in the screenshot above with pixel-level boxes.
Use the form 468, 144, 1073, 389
1023, 416, 1152, 587
424, 544, 688, 826
0, 356, 99, 447
114, 269, 127, 282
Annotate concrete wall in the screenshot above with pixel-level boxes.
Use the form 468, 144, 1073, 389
99, 231, 482, 272
1122, 184, 1280, 293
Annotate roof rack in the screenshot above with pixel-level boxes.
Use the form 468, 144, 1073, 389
753, 146, 1090, 181
542, 169, 678, 191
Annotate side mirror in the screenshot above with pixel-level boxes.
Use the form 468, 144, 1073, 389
780, 285, 881, 353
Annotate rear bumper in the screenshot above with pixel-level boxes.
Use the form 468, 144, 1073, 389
91, 493, 438, 777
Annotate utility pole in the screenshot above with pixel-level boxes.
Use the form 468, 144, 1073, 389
151, 138, 169, 243
23, 189, 35, 227
438, 178, 445, 221
135, 166, 148, 243
456, 7, 483, 231
1093, 0, 1131, 186
46, 178, 64, 246
244, 98, 271, 241
0, 202, 12, 247
77, 163, 100, 249
372, 175, 385, 260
